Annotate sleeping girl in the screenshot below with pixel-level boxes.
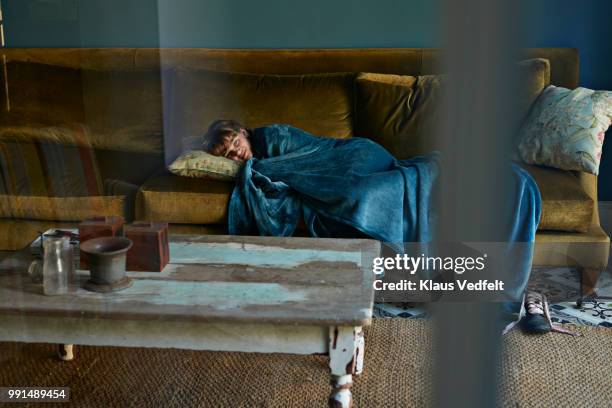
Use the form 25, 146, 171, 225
202, 119, 574, 336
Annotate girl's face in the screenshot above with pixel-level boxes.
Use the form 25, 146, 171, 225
217, 129, 253, 162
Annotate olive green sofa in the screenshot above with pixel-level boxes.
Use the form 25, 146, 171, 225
0, 48, 608, 297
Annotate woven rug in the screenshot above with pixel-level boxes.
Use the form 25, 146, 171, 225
1, 319, 610, 407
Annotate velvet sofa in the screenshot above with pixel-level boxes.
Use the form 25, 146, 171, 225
0, 48, 608, 298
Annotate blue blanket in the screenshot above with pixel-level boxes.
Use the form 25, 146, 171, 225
229, 124, 540, 243
229, 125, 541, 325
229, 125, 439, 244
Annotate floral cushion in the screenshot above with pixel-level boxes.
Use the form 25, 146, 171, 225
518, 85, 611, 175
168, 150, 242, 181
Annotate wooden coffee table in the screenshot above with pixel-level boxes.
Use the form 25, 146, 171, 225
0, 234, 379, 407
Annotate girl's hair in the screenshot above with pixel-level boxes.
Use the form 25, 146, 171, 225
202, 119, 248, 155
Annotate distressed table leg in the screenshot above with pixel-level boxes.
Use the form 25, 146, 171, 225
57, 344, 74, 361
354, 327, 365, 376
330, 374, 353, 408
328, 326, 363, 408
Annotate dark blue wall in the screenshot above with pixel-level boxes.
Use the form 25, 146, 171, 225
3, 0, 611, 199
525, 1, 612, 200
3, 0, 439, 48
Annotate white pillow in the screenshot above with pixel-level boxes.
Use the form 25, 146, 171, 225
518, 85, 611, 175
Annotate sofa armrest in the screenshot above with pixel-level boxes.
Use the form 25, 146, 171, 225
572, 171, 600, 226
104, 179, 139, 222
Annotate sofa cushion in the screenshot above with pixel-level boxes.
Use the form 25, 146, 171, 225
79, 68, 164, 153
0, 195, 125, 221
354, 59, 551, 160
1, 61, 164, 154
355, 73, 433, 159
164, 69, 355, 161
0, 125, 161, 203
0, 125, 103, 197
140, 166, 593, 233
0, 125, 135, 222
521, 164, 594, 232
1, 61, 85, 125
95, 149, 164, 186
137, 173, 233, 224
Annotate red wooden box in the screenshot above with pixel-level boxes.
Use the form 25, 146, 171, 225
125, 221, 169, 272
78, 216, 124, 269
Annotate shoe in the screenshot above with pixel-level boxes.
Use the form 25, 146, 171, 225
520, 291, 551, 334
519, 291, 580, 336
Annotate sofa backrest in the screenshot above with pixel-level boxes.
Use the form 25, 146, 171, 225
0, 48, 579, 183
0, 48, 579, 88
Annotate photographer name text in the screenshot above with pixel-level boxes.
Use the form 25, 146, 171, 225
373, 279, 505, 292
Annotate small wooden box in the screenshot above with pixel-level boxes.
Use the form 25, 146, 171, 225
125, 221, 169, 272
79, 216, 124, 269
